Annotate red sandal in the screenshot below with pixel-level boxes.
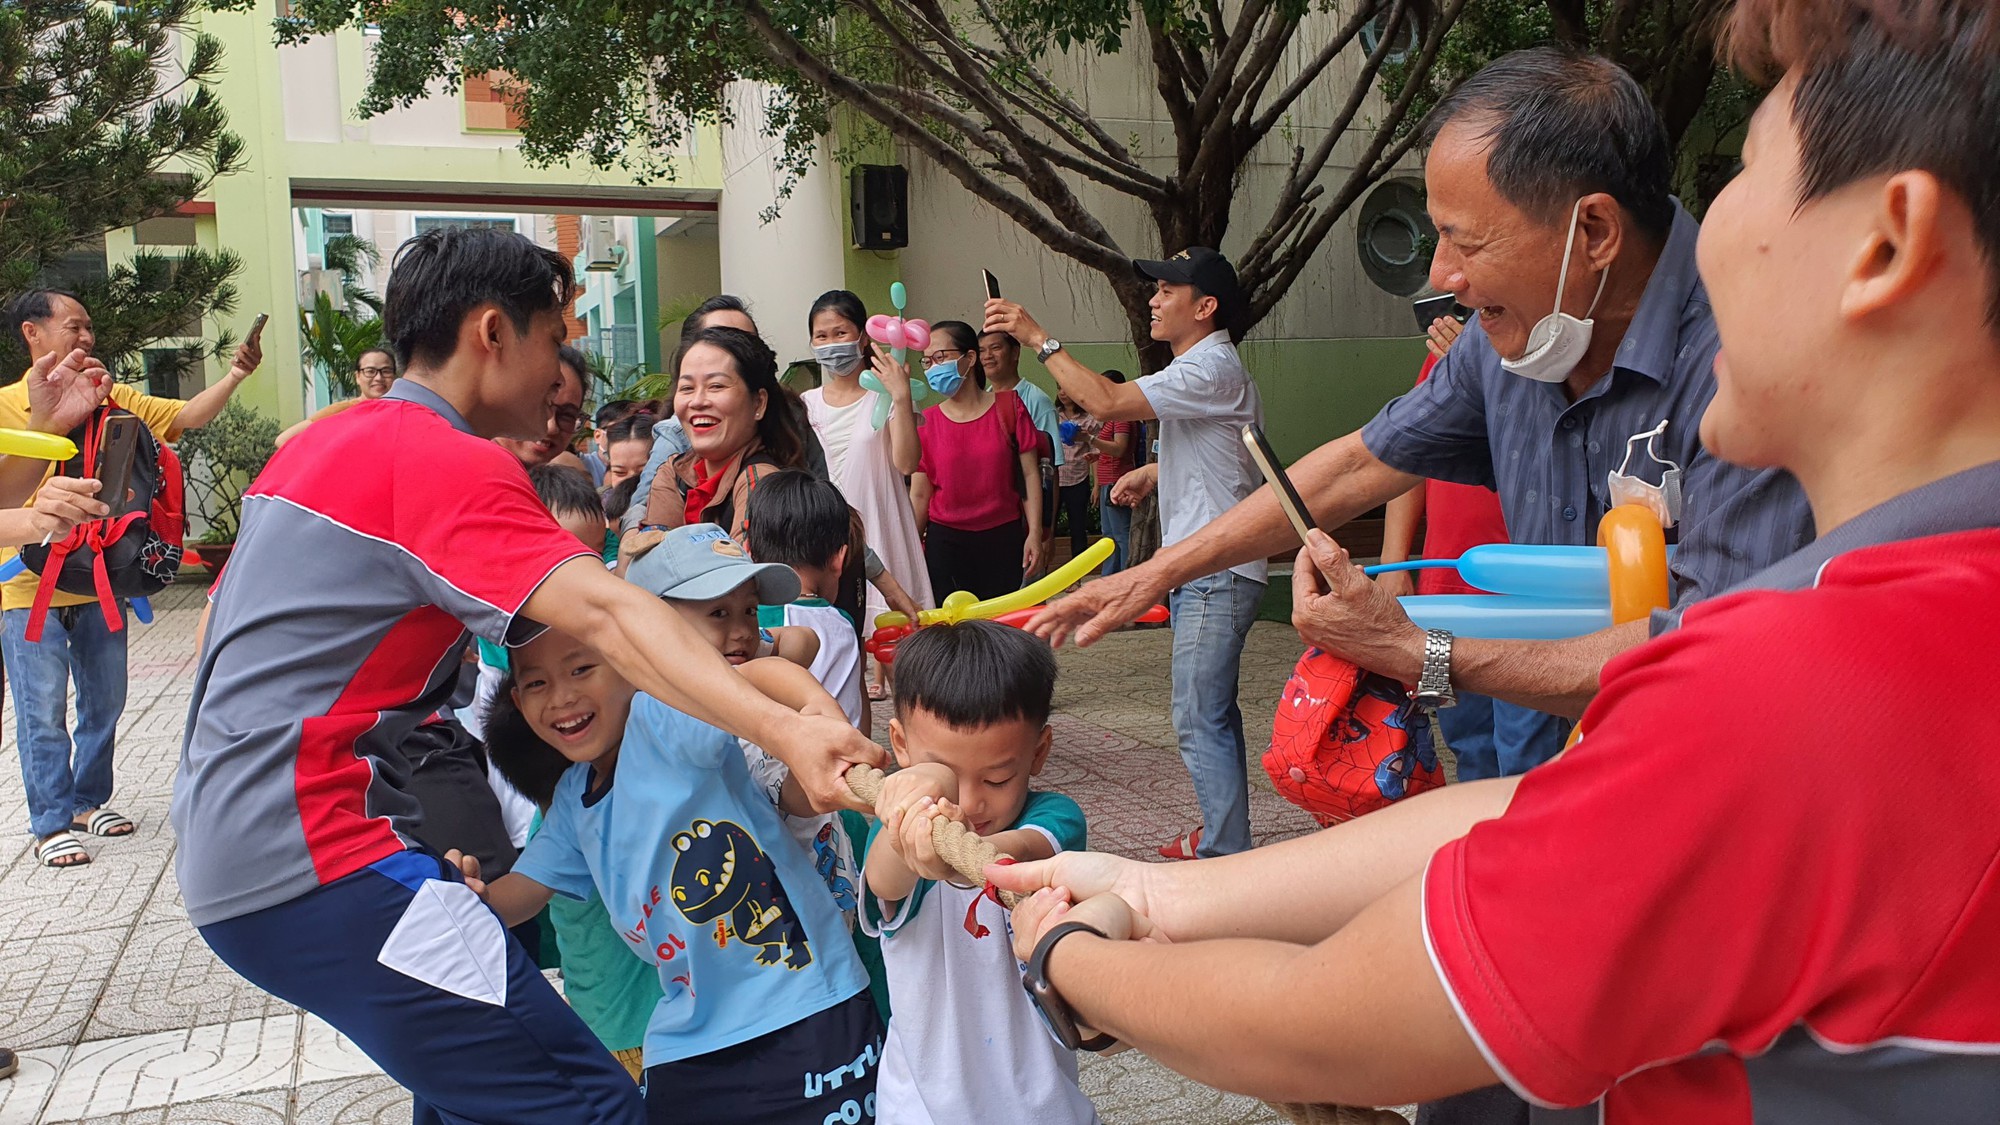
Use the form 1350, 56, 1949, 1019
1156, 828, 1202, 861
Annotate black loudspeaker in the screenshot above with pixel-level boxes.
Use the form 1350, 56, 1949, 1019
850, 164, 909, 250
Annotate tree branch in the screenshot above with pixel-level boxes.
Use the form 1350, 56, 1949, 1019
737, 0, 1130, 275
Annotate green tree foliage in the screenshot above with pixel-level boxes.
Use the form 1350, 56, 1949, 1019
176, 399, 279, 541
296, 293, 384, 399
1380, 0, 1757, 213
279, 0, 1472, 364
0, 0, 249, 378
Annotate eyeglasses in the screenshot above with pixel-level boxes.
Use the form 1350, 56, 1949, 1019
357, 367, 396, 378
920, 349, 964, 365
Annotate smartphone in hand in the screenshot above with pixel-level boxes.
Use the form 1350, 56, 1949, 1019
247, 312, 270, 347
1241, 424, 1318, 545
982, 270, 1001, 300
94, 414, 142, 517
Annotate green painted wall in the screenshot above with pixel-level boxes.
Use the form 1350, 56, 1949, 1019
1036, 336, 1428, 464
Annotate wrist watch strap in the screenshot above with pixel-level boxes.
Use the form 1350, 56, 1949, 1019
1414, 627, 1456, 709
1022, 920, 1118, 1052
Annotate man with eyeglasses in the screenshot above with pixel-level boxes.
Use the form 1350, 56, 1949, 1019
277, 347, 400, 447
495, 344, 588, 471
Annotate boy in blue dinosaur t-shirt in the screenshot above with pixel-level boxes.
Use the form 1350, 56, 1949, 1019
460, 525, 883, 1124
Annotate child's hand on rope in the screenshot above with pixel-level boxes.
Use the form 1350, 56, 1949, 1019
1010, 887, 1156, 964
897, 796, 973, 883
875, 762, 957, 825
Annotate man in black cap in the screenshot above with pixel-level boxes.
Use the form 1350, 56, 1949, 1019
985, 247, 1269, 860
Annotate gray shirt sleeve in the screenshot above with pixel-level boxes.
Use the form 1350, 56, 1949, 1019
1357, 348, 1497, 488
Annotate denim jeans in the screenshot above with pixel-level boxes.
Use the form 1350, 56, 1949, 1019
6, 605, 128, 839
1429, 692, 1570, 782
1097, 485, 1131, 575
1169, 570, 1265, 858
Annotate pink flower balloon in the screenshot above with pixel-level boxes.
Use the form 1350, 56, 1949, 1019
865, 315, 897, 344
903, 320, 932, 351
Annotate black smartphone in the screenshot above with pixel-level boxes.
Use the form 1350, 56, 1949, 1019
1411, 293, 1469, 332
94, 414, 142, 517
982, 270, 1001, 300
1240, 424, 1318, 544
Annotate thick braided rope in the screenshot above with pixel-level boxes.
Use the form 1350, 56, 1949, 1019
842, 765, 1407, 1124
843, 764, 1022, 908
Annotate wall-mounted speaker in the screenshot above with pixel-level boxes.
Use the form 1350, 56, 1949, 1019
851, 164, 909, 251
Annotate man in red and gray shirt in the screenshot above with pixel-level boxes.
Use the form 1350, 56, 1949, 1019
173, 228, 883, 1123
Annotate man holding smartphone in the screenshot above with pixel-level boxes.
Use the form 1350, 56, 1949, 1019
1, 291, 261, 867
986, 247, 1268, 861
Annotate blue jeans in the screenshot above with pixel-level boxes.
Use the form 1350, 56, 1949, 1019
1429, 692, 1570, 782
6, 605, 127, 839
1170, 570, 1264, 858
1097, 486, 1130, 574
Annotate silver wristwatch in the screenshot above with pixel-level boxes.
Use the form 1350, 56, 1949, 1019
1036, 338, 1064, 362
1413, 628, 1456, 709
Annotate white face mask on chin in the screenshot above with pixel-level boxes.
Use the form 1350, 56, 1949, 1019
1500, 199, 1610, 384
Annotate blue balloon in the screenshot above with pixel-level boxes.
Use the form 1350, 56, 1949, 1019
0, 555, 21, 582
1370, 544, 1607, 600
132, 597, 152, 624
1399, 594, 1611, 640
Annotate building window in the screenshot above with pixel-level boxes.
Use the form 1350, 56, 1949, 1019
1355, 178, 1435, 297
142, 347, 203, 399
463, 71, 527, 132
323, 214, 355, 237
413, 216, 517, 235
134, 216, 198, 246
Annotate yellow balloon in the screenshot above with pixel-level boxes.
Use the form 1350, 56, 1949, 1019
0, 429, 77, 461
874, 538, 1119, 631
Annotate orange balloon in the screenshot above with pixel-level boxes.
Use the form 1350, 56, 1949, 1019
1597, 504, 1670, 625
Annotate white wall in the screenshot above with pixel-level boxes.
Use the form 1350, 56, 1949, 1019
717, 84, 849, 366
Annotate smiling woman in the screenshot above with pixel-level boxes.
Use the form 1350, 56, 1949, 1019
643, 326, 810, 539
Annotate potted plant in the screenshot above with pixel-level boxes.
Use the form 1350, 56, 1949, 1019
175, 400, 279, 574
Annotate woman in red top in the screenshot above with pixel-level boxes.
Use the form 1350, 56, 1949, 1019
911, 320, 1045, 600
1090, 370, 1137, 574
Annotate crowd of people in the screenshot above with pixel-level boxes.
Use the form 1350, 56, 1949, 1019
2, 1, 1997, 1120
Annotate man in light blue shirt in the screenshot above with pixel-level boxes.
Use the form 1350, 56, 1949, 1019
986, 247, 1268, 861
978, 330, 1064, 568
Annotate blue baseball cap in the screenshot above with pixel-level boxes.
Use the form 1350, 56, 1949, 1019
626, 523, 802, 605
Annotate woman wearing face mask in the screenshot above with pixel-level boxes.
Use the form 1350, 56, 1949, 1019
910, 319, 1044, 600
800, 290, 935, 636
642, 327, 810, 540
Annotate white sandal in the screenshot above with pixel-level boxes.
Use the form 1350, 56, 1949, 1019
73, 808, 136, 837
35, 831, 90, 868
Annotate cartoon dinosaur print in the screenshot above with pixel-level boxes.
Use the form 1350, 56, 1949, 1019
669, 819, 813, 969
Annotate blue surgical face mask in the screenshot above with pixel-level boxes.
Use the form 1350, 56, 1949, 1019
925, 359, 964, 397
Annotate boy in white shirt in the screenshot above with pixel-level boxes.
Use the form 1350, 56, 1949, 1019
860, 621, 1098, 1125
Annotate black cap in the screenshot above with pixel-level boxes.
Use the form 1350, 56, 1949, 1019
1133, 246, 1244, 322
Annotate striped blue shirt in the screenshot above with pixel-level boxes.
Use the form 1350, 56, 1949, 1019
1360, 200, 1814, 614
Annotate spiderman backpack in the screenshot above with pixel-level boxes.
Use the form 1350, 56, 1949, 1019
1262, 649, 1444, 825
17, 407, 185, 642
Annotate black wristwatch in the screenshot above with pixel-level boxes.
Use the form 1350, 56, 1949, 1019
1021, 921, 1119, 1052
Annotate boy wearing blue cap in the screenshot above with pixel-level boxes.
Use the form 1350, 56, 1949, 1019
463, 523, 883, 1124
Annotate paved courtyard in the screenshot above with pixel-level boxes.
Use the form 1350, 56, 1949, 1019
0, 584, 1409, 1124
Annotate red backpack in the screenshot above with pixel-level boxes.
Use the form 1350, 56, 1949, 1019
18, 407, 185, 641
1262, 649, 1444, 825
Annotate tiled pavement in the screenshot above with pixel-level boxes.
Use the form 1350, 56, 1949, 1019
0, 585, 1409, 1123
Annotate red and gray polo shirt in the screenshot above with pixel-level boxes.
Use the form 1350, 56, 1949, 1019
1424, 460, 2000, 1123
172, 381, 590, 927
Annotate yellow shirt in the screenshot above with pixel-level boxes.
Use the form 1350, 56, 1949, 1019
0, 380, 187, 611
